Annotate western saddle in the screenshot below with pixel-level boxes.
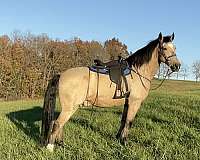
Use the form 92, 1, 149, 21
89, 56, 130, 99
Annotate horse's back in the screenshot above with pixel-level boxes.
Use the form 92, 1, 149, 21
61, 66, 88, 77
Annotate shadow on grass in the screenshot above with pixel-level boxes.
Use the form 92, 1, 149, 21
6, 106, 121, 144
70, 116, 118, 140
70, 107, 122, 140
149, 115, 172, 124
6, 106, 59, 143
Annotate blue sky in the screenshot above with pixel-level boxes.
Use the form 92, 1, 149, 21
0, 0, 199, 79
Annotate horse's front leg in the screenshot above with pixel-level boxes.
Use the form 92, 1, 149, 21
116, 98, 129, 141
116, 99, 142, 145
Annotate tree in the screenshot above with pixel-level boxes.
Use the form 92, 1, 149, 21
0, 31, 130, 100
104, 38, 129, 60
178, 64, 189, 80
156, 63, 169, 79
192, 60, 200, 82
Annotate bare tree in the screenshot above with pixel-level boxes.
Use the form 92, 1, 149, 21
156, 63, 169, 79
172, 64, 188, 80
179, 64, 189, 80
192, 60, 200, 82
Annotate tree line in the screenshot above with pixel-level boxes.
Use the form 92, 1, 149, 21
0, 31, 128, 100
156, 62, 200, 82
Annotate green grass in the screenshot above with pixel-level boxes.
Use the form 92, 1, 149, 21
0, 80, 200, 160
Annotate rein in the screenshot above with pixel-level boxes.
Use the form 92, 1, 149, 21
151, 68, 173, 90
129, 67, 151, 90
129, 45, 175, 91
129, 66, 173, 91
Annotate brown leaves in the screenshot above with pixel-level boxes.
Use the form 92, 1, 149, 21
0, 32, 129, 100
104, 38, 128, 60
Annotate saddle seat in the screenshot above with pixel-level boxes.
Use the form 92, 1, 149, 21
89, 56, 131, 99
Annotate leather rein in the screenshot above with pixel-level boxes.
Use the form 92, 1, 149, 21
129, 44, 175, 90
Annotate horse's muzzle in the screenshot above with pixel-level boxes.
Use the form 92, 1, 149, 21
170, 63, 181, 72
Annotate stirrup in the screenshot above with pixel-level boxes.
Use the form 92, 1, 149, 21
113, 90, 130, 99
113, 90, 123, 99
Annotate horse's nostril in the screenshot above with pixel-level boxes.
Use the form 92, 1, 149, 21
177, 64, 181, 70
175, 64, 181, 71
171, 63, 181, 72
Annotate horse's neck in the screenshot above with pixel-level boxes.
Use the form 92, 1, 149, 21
135, 48, 159, 81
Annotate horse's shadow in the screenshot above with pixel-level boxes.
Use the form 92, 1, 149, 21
6, 106, 121, 143
6, 106, 60, 143
70, 108, 122, 139
6, 106, 43, 143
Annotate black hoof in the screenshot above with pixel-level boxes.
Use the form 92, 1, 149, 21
56, 140, 64, 147
120, 137, 127, 146
116, 132, 120, 139
116, 133, 127, 146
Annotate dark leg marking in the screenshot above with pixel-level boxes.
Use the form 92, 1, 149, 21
116, 98, 129, 144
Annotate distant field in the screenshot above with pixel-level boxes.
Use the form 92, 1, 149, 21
0, 80, 200, 160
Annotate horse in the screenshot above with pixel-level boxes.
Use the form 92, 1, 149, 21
41, 32, 181, 151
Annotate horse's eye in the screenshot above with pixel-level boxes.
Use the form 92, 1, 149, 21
163, 48, 167, 50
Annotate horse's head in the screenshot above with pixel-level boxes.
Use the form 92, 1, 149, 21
158, 33, 181, 72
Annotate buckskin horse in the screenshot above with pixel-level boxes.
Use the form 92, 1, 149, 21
41, 33, 181, 151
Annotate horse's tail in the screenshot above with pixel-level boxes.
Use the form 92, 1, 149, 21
41, 74, 60, 146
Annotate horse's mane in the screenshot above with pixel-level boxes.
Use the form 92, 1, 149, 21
126, 36, 172, 68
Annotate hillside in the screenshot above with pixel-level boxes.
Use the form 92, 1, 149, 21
0, 80, 200, 160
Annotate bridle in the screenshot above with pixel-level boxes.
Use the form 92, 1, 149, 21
151, 43, 176, 90
130, 42, 176, 90
158, 43, 177, 65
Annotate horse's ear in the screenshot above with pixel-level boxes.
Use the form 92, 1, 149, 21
158, 32, 163, 45
170, 32, 175, 41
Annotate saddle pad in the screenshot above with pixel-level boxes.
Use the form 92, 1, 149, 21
88, 66, 131, 76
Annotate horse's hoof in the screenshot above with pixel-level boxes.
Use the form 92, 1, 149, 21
56, 140, 64, 147
116, 133, 127, 145
116, 134, 128, 145
46, 144, 54, 152
120, 139, 127, 146
116, 133, 120, 139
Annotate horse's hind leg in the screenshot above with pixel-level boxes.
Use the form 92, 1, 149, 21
55, 127, 64, 146
47, 95, 78, 151
47, 109, 75, 151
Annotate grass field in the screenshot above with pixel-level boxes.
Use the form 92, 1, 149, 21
0, 80, 200, 160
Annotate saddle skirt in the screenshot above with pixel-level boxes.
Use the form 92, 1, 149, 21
88, 59, 131, 99
89, 65, 131, 76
